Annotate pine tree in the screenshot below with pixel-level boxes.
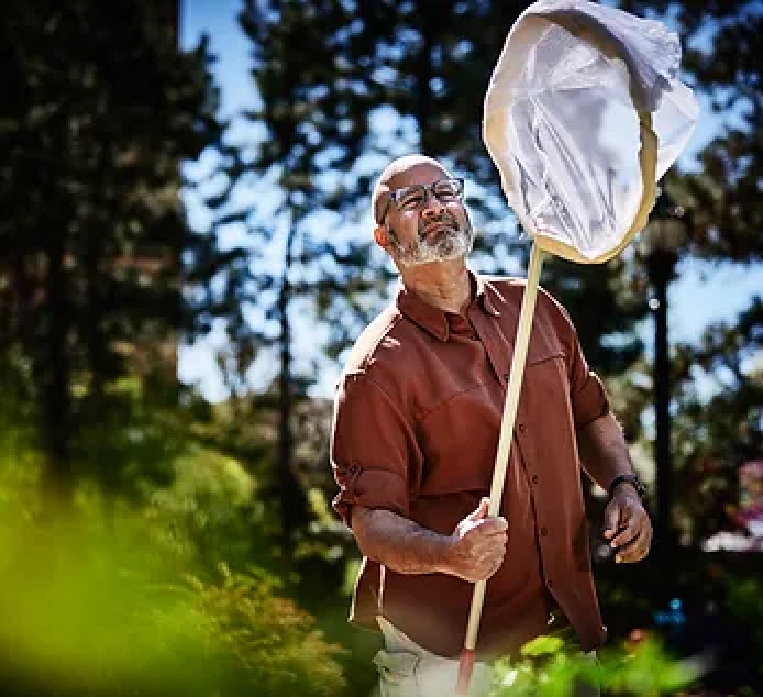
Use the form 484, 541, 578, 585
0, 0, 229, 497
234, 0, 388, 552
620, 0, 762, 542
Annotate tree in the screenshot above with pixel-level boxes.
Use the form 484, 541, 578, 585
232, 0, 389, 553
619, 0, 763, 543
669, 300, 763, 542
0, 0, 230, 497
622, 0, 762, 261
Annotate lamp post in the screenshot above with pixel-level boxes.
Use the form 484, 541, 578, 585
638, 189, 687, 555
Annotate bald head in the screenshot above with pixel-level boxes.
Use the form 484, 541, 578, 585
372, 154, 450, 225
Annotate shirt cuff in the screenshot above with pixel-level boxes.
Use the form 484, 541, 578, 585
331, 463, 410, 526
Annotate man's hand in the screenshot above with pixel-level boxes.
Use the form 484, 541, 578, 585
602, 486, 652, 563
445, 498, 508, 582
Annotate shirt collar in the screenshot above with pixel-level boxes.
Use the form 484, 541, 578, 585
396, 269, 500, 342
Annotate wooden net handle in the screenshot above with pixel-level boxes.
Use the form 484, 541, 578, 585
457, 243, 544, 693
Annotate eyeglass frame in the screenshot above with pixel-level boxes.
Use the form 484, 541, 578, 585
378, 177, 465, 224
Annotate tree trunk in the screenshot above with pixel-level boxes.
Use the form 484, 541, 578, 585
277, 224, 304, 557
39, 232, 74, 502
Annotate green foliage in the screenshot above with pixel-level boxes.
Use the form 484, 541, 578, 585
490, 635, 703, 697
189, 564, 345, 697
145, 441, 278, 574
233, 0, 393, 372
0, 477, 346, 697
0, 508, 210, 694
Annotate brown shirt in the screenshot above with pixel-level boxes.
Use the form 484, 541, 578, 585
330, 271, 609, 659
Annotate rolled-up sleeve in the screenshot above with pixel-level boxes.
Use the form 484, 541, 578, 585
330, 371, 421, 526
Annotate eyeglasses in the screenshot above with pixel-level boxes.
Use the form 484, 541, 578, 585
380, 177, 465, 223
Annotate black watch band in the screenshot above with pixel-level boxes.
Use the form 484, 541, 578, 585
608, 473, 646, 499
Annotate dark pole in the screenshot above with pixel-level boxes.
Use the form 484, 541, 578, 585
648, 249, 678, 554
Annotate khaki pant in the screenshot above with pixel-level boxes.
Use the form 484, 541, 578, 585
372, 617, 600, 697
373, 617, 493, 697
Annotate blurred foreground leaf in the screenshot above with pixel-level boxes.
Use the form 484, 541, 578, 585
490, 633, 705, 697
0, 494, 345, 697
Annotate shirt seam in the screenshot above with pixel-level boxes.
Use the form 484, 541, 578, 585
527, 349, 566, 365
346, 311, 405, 375
418, 380, 489, 424
360, 370, 415, 438
416, 352, 568, 426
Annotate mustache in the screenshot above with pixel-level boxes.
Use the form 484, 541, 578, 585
419, 210, 459, 236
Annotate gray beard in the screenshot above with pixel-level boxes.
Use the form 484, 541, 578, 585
390, 214, 475, 267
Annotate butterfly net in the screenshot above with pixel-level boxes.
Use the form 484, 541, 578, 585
483, 0, 699, 263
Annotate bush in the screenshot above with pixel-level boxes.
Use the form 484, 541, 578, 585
489, 633, 706, 697
0, 487, 345, 697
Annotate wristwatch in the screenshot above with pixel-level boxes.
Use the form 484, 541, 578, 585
607, 473, 646, 500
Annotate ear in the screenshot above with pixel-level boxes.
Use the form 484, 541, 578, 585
373, 225, 390, 249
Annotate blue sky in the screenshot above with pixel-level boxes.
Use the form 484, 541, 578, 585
178, 0, 762, 401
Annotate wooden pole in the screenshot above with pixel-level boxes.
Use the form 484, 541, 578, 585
456, 243, 544, 694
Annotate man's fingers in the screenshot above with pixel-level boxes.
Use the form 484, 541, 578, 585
612, 513, 652, 563
615, 533, 649, 562
602, 500, 625, 539
483, 516, 508, 533
468, 512, 507, 534
602, 493, 653, 563
609, 509, 637, 548
462, 518, 508, 550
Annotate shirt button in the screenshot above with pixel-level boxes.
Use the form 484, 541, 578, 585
541, 527, 549, 537
531, 475, 539, 484
517, 423, 526, 433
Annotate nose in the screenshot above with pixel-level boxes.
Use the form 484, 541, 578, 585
421, 196, 444, 219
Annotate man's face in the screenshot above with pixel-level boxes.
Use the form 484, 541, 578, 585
380, 163, 474, 267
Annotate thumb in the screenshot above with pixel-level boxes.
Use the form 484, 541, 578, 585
467, 497, 490, 522
602, 500, 622, 540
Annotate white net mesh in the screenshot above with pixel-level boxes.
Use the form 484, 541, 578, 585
484, 1, 698, 262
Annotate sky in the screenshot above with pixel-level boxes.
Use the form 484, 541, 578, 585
177, 0, 763, 402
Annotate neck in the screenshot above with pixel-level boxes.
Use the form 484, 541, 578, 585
399, 259, 472, 314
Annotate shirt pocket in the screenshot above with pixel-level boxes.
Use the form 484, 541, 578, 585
497, 339, 567, 399
515, 344, 570, 414
524, 340, 566, 369
416, 380, 504, 498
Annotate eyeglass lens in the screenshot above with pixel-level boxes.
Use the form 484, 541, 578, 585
395, 178, 463, 211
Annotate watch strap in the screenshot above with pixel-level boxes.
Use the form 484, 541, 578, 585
608, 473, 645, 499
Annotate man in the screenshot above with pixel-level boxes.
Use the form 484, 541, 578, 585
330, 154, 652, 696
